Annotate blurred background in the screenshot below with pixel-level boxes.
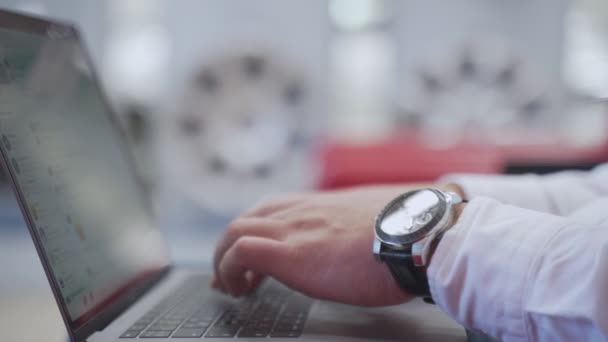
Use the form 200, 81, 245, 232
1, 1, 608, 341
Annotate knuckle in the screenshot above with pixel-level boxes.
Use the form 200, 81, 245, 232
288, 215, 328, 230
226, 221, 240, 235
245, 200, 279, 217
226, 219, 249, 236
281, 242, 300, 263
287, 218, 306, 230
232, 238, 253, 259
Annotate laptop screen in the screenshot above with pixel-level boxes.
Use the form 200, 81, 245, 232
0, 24, 170, 327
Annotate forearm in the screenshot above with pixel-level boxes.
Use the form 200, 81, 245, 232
428, 197, 608, 341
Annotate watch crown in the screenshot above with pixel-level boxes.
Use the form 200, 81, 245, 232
372, 238, 382, 261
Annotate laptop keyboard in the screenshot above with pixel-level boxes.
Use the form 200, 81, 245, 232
120, 276, 312, 339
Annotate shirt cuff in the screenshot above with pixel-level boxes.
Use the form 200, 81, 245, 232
439, 173, 555, 213
427, 197, 565, 341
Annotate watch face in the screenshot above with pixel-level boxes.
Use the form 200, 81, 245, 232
376, 189, 445, 244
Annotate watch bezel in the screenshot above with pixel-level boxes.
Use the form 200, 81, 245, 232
374, 188, 448, 247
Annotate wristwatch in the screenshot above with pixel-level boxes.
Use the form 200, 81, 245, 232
373, 188, 465, 302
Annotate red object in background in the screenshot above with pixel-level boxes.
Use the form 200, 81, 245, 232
318, 133, 608, 190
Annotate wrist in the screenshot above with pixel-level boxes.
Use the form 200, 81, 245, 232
426, 185, 467, 267
442, 182, 467, 199
442, 182, 467, 224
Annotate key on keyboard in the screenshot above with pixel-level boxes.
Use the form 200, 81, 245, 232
120, 276, 312, 339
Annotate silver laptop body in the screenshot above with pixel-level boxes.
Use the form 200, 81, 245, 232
0, 8, 464, 342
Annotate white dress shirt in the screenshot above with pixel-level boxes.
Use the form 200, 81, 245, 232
429, 163, 608, 341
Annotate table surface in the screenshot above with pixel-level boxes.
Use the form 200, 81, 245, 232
0, 229, 221, 342
0, 231, 66, 342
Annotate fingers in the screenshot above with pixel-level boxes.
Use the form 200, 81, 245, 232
217, 236, 291, 296
210, 272, 265, 295
213, 193, 310, 294
244, 271, 266, 294
213, 217, 285, 290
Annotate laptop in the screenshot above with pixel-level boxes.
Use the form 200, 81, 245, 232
0, 8, 465, 342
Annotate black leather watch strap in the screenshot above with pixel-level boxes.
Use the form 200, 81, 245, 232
379, 245, 433, 302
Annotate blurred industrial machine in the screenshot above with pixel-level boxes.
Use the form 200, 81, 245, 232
395, 38, 556, 145
104, 0, 328, 220
320, 0, 608, 189
158, 48, 318, 214
392, 0, 567, 145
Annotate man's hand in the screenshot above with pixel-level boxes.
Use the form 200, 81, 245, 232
212, 184, 449, 307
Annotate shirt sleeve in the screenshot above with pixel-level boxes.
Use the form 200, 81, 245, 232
439, 163, 608, 215
427, 196, 608, 341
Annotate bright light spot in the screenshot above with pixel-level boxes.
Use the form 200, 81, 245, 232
329, 0, 388, 31
564, 9, 608, 99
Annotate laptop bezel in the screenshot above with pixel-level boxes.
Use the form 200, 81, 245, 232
0, 8, 172, 342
